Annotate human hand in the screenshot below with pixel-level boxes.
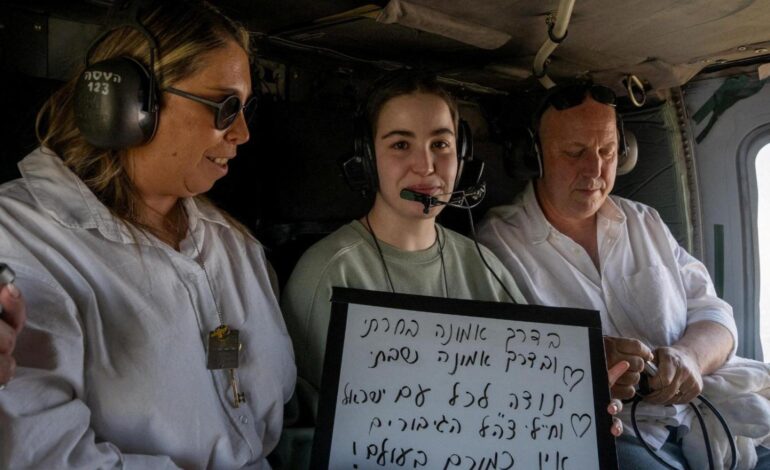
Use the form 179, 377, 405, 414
0, 281, 25, 388
607, 361, 628, 436
644, 346, 703, 405
604, 336, 654, 400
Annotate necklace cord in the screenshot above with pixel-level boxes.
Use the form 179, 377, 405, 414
364, 215, 448, 298
182, 205, 225, 326
366, 214, 396, 293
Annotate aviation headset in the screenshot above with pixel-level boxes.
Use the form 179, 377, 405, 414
503, 81, 634, 181
341, 73, 477, 198
73, 1, 160, 149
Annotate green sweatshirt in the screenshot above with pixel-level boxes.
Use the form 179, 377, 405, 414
281, 220, 525, 392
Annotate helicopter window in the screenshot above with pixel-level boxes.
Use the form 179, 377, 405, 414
756, 143, 770, 357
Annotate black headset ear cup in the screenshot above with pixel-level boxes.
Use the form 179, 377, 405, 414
457, 119, 471, 161
360, 120, 378, 194
504, 127, 542, 180
342, 116, 378, 197
453, 119, 486, 196
74, 56, 159, 149
455, 119, 472, 186
343, 116, 475, 196
616, 113, 628, 159
617, 129, 638, 175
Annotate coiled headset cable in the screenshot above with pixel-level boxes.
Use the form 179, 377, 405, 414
630, 362, 737, 470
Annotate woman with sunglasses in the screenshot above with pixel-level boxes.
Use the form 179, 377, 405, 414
0, 2, 294, 468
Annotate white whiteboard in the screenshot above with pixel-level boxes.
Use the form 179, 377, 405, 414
312, 288, 616, 470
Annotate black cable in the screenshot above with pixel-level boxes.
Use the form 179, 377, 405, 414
436, 225, 450, 299
698, 394, 738, 470
689, 401, 715, 469
464, 206, 518, 304
403, 188, 515, 303
630, 396, 679, 470
630, 392, 738, 470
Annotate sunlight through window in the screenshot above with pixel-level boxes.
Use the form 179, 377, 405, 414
757, 144, 770, 358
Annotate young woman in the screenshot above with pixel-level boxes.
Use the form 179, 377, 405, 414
281, 73, 526, 397
280, 77, 627, 469
0, 2, 294, 468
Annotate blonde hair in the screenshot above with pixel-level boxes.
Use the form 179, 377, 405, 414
36, 1, 251, 239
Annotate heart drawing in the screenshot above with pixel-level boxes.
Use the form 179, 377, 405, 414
562, 366, 585, 392
571, 413, 592, 438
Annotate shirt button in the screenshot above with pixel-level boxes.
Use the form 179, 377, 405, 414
239, 415, 249, 424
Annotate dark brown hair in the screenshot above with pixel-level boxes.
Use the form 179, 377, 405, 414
364, 71, 459, 136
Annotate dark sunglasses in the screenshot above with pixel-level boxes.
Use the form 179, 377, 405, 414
546, 83, 617, 111
164, 86, 257, 130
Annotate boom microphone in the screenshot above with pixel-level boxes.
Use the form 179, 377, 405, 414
399, 189, 438, 214
400, 182, 487, 214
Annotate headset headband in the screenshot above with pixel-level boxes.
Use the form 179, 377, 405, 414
85, 1, 159, 112
74, 0, 163, 149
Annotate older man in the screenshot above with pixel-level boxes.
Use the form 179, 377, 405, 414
477, 82, 769, 468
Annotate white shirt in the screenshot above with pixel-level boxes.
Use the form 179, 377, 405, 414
478, 182, 737, 447
0, 148, 296, 469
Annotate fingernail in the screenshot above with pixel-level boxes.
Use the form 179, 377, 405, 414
608, 403, 619, 414
6, 284, 20, 299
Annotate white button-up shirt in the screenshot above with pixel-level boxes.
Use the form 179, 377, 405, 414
0, 148, 296, 469
478, 182, 737, 447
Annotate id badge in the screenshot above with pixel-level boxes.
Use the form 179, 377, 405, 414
207, 325, 240, 370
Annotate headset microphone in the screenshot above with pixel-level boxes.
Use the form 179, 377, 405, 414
399, 189, 437, 214
400, 182, 487, 214
390, 132, 516, 304
449, 182, 486, 206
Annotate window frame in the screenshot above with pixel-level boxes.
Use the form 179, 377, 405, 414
736, 124, 770, 360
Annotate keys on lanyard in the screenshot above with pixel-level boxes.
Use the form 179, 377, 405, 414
207, 324, 246, 408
